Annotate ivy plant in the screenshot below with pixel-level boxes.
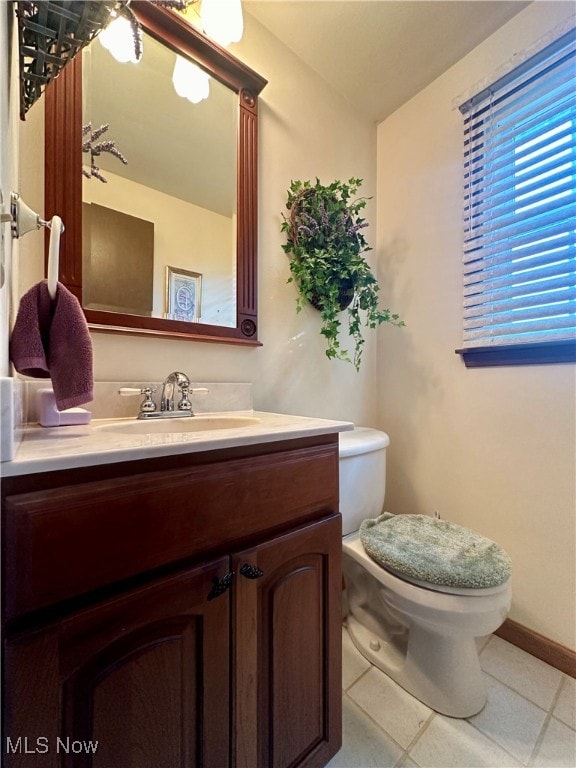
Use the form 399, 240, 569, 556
281, 177, 403, 371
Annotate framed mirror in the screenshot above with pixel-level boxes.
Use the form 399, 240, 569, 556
44, 2, 267, 345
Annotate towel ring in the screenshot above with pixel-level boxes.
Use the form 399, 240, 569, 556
47, 215, 62, 299
41, 216, 66, 234
9, 192, 65, 239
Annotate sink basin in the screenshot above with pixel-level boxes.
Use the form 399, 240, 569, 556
97, 415, 261, 435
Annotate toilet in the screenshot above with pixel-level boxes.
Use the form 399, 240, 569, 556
339, 427, 512, 718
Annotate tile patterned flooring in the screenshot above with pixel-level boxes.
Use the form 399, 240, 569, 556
328, 626, 576, 768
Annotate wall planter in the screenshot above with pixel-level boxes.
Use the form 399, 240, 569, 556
282, 177, 403, 371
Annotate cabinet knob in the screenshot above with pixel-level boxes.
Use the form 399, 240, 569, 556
239, 563, 264, 580
207, 571, 235, 600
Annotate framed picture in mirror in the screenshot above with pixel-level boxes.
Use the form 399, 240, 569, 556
166, 266, 202, 323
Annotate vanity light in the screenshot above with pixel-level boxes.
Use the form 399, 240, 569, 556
99, 11, 142, 64
201, 0, 244, 47
172, 55, 210, 103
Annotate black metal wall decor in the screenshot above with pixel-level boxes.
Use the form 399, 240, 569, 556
15, 1, 125, 120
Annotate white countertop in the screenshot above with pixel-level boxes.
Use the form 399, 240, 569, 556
2, 411, 353, 477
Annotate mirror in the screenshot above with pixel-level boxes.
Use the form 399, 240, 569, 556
44, 2, 267, 345
82, 30, 238, 326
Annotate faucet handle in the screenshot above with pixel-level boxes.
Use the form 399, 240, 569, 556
119, 386, 157, 414
139, 387, 157, 413
119, 387, 156, 396
177, 385, 209, 413
177, 383, 192, 412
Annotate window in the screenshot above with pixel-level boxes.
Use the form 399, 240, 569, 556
457, 30, 576, 367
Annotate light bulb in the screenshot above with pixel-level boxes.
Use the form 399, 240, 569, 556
201, 0, 244, 47
172, 55, 191, 98
172, 56, 210, 104
99, 15, 141, 64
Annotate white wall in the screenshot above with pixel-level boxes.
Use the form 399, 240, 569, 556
17, 12, 379, 426
0, 6, 26, 461
376, 2, 576, 650
0, 4, 18, 375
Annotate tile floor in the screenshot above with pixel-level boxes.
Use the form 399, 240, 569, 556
328, 626, 576, 768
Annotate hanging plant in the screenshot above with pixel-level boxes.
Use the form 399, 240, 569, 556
281, 177, 404, 371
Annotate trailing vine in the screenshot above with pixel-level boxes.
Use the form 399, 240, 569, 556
281, 177, 403, 370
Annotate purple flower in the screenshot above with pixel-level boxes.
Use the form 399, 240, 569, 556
347, 222, 369, 235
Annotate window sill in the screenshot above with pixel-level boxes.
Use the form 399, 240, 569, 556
455, 340, 576, 368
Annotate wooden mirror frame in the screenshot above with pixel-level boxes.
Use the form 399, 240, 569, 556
44, 2, 267, 345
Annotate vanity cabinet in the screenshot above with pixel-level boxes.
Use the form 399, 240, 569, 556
5, 559, 231, 768
2, 435, 342, 768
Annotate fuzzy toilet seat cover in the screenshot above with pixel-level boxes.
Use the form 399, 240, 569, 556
360, 513, 512, 589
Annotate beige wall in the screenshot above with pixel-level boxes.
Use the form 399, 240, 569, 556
0, 6, 20, 376
376, 2, 576, 650
0, 6, 9, 376
17, 12, 378, 426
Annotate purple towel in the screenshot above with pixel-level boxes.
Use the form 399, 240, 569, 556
10, 280, 93, 410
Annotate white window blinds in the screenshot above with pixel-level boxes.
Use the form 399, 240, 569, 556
459, 30, 576, 352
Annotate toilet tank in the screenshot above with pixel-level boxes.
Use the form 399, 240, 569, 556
339, 427, 389, 536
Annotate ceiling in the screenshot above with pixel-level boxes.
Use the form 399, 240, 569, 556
243, 0, 533, 123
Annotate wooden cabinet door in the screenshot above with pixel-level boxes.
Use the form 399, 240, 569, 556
4, 558, 231, 768
232, 514, 342, 768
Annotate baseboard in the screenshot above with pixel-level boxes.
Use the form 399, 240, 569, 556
496, 619, 576, 678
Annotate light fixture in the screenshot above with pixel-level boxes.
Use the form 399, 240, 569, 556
99, 0, 244, 68
201, 0, 244, 47
172, 55, 210, 103
99, 9, 142, 64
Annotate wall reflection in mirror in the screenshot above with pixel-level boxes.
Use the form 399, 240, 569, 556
81, 30, 238, 328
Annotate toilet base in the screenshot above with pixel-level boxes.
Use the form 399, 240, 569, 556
346, 614, 487, 718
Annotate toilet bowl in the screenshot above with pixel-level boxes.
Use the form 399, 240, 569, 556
339, 427, 512, 718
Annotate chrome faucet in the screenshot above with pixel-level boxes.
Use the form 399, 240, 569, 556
160, 371, 192, 415
120, 374, 208, 420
